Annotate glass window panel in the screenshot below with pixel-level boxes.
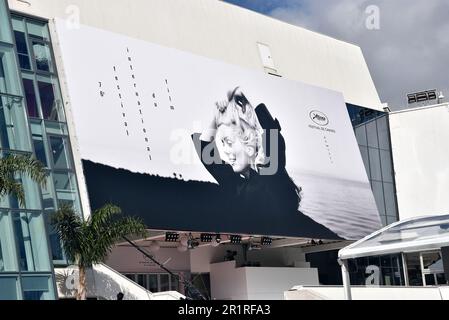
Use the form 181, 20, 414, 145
160, 274, 170, 292
380, 150, 394, 183
22, 77, 39, 117
371, 181, 386, 216
124, 274, 136, 281
359, 146, 370, 179
26, 20, 50, 42
436, 273, 447, 285
0, 1, 13, 43
149, 274, 158, 292
49, 136, 71, 169
45, 214, 65, 262
0, 95, 32, 151
387, 215, 398, 225
53, 172, 77, 192
32, 41, 53, 72
355, 125, 367, 146
366, 120, 379, 148
376, 116, 390, 150
30, 119, 43, 134
170, 275, 179, 291
45, 121, 68, 135
380, 215, 388, 227
137, 274, 146, 288
0, 277, 20, 300
41, 174, 56, 212
21, 175, 42, 210
0, 45, 22, 95
406, 252, 423, 286
32, 135, 48, 167
383, 182, 397, 217
0, 211, 19, 271
37, 76, 64, 121
22, 275, 54, 300
13, 212, 52, 272
368, 147, 382, 181
12, 17, 26, 33
14, 31, 31, 70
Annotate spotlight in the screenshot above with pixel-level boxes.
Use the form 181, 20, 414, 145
230, 235, 242, 244
165, 232, 179, 242
261, 237, 272, 246
200, 234, 213, 243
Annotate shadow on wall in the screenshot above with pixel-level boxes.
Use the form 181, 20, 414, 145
81, 160, 341, 240
54, 266, 147, 300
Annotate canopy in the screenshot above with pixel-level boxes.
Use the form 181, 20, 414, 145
339, 214, 449, 260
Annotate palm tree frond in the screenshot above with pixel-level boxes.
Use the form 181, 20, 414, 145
0, 154, 47, 187
52, 204, 84, 263
0, 178, 25, 206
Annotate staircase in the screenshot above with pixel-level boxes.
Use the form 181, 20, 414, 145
54, 263, 185, 300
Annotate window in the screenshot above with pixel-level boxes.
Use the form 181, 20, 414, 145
0, 211, 18, 272
32, 41, 52, 72
21, 275, 54, 300
49, 136, 71, 169
22, 76, 38, 117
12, 17, 31, 70
0, 276, 20, 300
0, 45, 22, 95
0, 95, 31, 151
13, 211, 52, 272
123, 273, 181, 293
38, 77, 62, 121
0, 0, 13, 44
26, 21, 50, 42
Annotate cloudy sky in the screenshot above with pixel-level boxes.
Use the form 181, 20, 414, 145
224, 0, 449, 110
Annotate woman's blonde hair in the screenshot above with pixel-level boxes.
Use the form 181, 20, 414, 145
215, 87, 266, 169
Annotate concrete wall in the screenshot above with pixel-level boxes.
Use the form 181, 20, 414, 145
210, 261, 249, 300
210, 261, 319, 300
389, 103, 449, 220
8, 0, 382, 110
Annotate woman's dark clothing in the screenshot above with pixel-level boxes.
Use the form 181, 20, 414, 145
193, 104, 342, 240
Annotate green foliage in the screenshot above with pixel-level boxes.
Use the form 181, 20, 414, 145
0, 154, 47, 206
52, 204, 147, 268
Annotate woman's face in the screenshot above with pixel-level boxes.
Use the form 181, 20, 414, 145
217, 125, 253, 174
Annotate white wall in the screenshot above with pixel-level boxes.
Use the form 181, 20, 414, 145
210, 261, 319, 300
285, 286, 449, 300
55, 263, 184, 300
8, 0, 382, 110
210, 261, 249, 300
389, 103, 449, 220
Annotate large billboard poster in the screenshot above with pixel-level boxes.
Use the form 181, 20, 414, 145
54, 19, 381, 240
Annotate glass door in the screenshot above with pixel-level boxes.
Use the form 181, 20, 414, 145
420, 251, 447, 286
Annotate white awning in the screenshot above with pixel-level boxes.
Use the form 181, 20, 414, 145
339, 215, 449, 260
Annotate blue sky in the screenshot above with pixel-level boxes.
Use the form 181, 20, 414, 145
223, 0, 449, 109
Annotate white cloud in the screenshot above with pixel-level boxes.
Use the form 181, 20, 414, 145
268, 0, 449, 109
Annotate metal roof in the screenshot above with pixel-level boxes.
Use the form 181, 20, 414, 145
339, 214, 449, 260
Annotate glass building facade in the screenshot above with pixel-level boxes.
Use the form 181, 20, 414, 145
0, 0, 83, 299
347, 104, 399, 226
